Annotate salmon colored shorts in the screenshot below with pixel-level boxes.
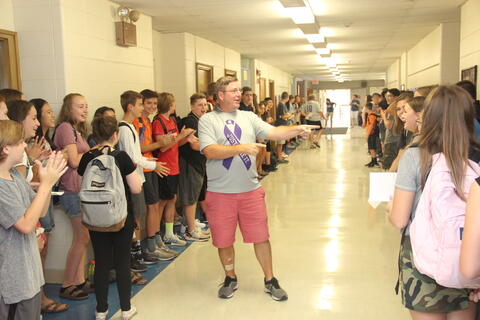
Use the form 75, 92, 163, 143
205, 187, 269, 248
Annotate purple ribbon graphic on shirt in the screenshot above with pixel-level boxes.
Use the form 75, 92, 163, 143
223, 120, 252, 170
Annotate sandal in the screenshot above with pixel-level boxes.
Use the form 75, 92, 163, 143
131, 272, 148, 285
41, 301, 69, 313
77, 280, 95, 294
59, 285, 88, 300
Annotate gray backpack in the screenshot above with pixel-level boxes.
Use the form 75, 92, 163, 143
80, 147, 127, 232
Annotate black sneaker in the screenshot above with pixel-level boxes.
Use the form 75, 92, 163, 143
130, 257, 147, 273
264, 277, 288, 301
218, 276, 238, 299
367, 161, 379, 168
364, 161, 373, 167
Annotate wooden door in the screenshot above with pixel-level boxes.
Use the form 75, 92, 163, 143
269, 79, 276, 119
0, 29, 21, 90
259, 77, 267, 101
196, 63, 213, 94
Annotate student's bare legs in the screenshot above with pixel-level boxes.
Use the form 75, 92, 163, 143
219, 246, 236, 278
409, 302, 475, 320
62, 217, 90, 287
146, 203, 160, 238
254, 240, 273, 280
184, 203, 197, 233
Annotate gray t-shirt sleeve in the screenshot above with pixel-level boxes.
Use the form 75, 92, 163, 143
199, 114, 217, 153
248, 112, 274, 140
0, 170, 34, 229
395, 148, 419, 192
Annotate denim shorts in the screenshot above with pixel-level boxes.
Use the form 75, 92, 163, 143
39, 200, 55, 232
59, 192, 82, 218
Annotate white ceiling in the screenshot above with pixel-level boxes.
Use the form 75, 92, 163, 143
119, 0, 464, 82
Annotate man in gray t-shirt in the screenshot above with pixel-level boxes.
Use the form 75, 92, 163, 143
199, 76, 317, 301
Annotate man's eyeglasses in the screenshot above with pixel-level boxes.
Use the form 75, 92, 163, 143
223, 89, 242, 94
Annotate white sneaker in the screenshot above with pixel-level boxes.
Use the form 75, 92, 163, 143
95, 309, 108, 320
121, 306, 137, 320
195, 219, 210, 235
164, 233, 187, 246
184, 229, 210, 242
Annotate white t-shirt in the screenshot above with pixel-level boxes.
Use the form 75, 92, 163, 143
117, 121, 156, 184
305, 100, 322, 121
14, 152, 33, 183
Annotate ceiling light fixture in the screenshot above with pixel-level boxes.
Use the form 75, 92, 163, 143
316, 48, 330, 55
305, 34, 325, 43
285, 6, 315, 24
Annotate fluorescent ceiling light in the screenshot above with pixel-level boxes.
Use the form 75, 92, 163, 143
338, 79, 345, 83
319, 27, 335, 37
305, 34, 325, 43
285, 7, 315, 24
307, 0, 326, 15
316, 48, 330, 55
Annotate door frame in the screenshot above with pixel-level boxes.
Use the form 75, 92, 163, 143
0, 29, 21, 90
196, 63, 214, 93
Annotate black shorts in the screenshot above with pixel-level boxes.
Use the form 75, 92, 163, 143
306, 120, 323, 130
158, 174, 179, 200
368, 135, 378, 150
198, 176, 207, 202
143, 171, 160, 205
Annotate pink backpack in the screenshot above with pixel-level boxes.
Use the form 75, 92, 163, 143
410, 153, 480, 288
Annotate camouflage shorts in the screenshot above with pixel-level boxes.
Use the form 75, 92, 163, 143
398, 236, 471, 313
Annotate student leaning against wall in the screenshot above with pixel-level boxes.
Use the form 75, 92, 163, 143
54, 93, 92, 300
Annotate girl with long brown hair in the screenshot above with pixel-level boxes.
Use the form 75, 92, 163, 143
53, 93, 92, 300
389, 85, 480, 320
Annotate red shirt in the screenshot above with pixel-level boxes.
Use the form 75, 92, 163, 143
152, 114, 179, 175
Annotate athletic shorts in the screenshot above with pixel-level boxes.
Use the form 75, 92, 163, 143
158, 174, 179, 200
368, 134, 378, 150
205, 187, 269, 248
0, 292, 41, 320
178, 157, 204, 206
306, 119, 323, 130
131, 188, 147, 218
143, 171, 160, 205
198, 177, 207, 202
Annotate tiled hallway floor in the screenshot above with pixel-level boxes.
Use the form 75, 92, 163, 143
113, 128, 408, 320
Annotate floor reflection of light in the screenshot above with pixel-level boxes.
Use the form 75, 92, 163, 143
329, 214, 341, 227
316, 285, 335, 310
335, 183, 345, 198
327, 227, 338, 239
332, 198, 342, 208
325, 239, 339, 272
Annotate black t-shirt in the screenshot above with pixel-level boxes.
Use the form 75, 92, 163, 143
78, 148, 136, 215
276, 102, 288, 126
179, 112, 206, 175
239, 102, 254, 112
